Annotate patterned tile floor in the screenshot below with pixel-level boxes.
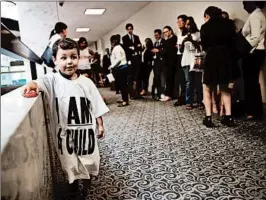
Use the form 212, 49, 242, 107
87, 88, 266, 200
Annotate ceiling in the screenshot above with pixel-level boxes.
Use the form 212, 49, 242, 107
17, 2, 150, 45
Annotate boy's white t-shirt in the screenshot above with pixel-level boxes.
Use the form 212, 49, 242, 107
35, 73, 109, 183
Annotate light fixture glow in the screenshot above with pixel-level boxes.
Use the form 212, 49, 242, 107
76, 28, 91, 32
73, 38, 79, 41
84, 8, 106, 15
1, 1, 16, 6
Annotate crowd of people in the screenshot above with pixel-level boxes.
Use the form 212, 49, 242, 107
43, 2, 265, 128
104, 2, 266, 128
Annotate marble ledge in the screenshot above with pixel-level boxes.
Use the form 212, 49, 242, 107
1, 87, 39, 152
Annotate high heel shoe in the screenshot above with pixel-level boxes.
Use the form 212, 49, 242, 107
203, 116, 214, 128
221, 115, 235, 127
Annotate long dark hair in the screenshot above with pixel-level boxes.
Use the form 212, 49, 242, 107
49, 22, 67, 39
78, 37, 88, 48
186, 17, 199, 33
163, 25, 175, 36
145, 38, 153, 50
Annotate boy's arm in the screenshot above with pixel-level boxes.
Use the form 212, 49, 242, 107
96, 117, 104, 139
22, 81, 40, 96
22, 73, 54, 97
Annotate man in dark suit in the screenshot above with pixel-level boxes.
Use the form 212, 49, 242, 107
151, 29, 166, 101
122, 23, 142, 99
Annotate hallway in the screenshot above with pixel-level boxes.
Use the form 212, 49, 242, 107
86, 89, 266, 200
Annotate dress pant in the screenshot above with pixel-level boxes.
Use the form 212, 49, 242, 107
174, 54, 186, 100
128, 55, 141, 98
190, 71, 203, 104
140, 62, 153, 92
152, 59, 165, 96
165, 58, 177, 98
182, 66, 192, 105
112, 69, 120, 93
242, 50, 265, 117
115, 67, 129, 102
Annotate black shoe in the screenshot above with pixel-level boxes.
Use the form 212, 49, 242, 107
153, 95, 160, 101
198, 103, 205, 110
203, 116, 214, 128
221, 115, 236, 127
174, 100, 182, 107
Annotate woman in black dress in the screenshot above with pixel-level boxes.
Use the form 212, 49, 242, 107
140, 38, 154, 96
200, 6, 237, 127
160, 26, 177, 101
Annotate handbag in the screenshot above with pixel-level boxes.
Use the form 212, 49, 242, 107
107, 73, 115, 82
193, 49, 205, 70
41, 43, 55, 68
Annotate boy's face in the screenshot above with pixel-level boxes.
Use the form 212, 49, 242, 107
53, 48, 79, 76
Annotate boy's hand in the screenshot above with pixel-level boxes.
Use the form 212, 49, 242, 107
22, 81, 39, 97
97, 125, 105, 139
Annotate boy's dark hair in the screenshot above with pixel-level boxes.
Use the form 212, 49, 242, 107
204, 6, 222, 18
52, 38, 80, 57
154, 29, 162, 35
125, 23, 134, 30
78, 37, 88, 46
177, 14, 188, 22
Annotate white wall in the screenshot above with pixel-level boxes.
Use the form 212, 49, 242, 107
100, 1, 266, 102
17, 2, 58, 57
101, 2, 249, 49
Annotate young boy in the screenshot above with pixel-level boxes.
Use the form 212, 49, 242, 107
22, 38, 109, 199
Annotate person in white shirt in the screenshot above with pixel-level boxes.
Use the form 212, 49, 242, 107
78, 37, 92, 78
174, 15, 188, 106
180, 16, 203, 110
43, 22, 67, 70
242, 1, 266, 120
109, 35, 129, 107
48, 22, 67, 49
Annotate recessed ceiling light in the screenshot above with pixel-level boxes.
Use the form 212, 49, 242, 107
73, 38, 79, 41
76, 28, 90, 32
85, 8, 106, 15
1, 1, 16, 6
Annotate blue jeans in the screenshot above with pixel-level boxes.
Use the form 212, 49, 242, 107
182, 66, 192, 105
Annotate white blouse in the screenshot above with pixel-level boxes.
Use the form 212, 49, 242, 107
109, 45, 127, 69
78, 48, 91, 70
181, 32, 201, 71
48, 34, 61, 48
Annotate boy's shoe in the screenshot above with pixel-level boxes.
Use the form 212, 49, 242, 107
203, 116, 215, 128
221, 115, 236, 127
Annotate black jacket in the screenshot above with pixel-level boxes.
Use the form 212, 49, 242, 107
153, 38, 166, 61
122, 34, 142, 61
